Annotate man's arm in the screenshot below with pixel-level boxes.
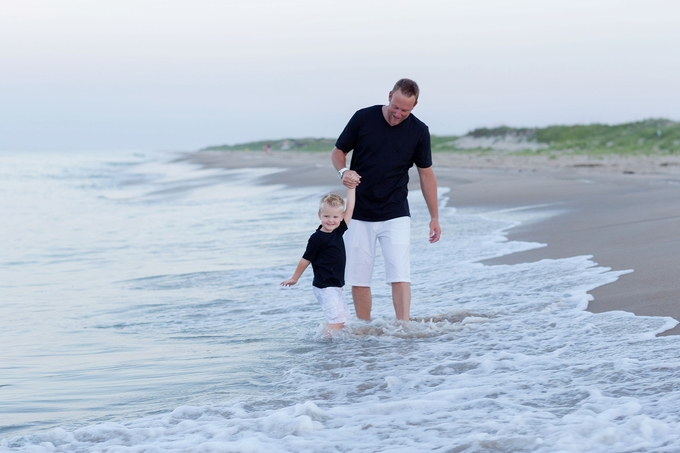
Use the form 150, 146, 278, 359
331, 147, 360, 189
417, 166, 441, 243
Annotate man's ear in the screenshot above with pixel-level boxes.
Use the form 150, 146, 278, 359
388, 90, 393, 102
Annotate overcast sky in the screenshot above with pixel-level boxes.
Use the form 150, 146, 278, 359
1, 0, 678, 151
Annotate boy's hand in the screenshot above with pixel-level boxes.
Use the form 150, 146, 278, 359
280, 278, 298, 287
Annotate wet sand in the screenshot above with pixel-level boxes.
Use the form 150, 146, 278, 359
185, 150, 680, 335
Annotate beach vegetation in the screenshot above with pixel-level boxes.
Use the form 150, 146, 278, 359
429, 118, 680, 155
201, 138, 335, 152
201, 119, 680, 156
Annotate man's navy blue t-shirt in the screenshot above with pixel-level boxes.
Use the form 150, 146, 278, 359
335, 105, 431, 222
302, 220, 348, 289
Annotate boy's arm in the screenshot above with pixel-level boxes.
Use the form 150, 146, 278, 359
280, 258, 311, 286
343, 187, 356, 225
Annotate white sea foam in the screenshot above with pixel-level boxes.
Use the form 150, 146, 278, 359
2, 151, 680, 452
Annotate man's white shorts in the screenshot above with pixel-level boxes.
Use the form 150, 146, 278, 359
313, 286, 350, 324
344, 217, 410, 286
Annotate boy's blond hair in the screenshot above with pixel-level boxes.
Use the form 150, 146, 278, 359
319, 193, 345, 213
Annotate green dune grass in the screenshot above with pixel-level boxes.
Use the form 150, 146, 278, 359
202, 119, 680, 156
202, 138, 335, 152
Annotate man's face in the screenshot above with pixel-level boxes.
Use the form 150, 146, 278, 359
385, 89, 417, 126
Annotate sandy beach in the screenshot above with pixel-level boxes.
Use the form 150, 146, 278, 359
185, 150, 680, 336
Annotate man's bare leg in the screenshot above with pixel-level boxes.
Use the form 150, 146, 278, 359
352, 286, 372, 320
391, 282, 411, 321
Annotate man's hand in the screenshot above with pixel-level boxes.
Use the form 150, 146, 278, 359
341, 170, 361, 189
332, 147, 361, 189
429, 218, 441, 243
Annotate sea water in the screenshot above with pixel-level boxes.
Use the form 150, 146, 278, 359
1, 150, 680, 452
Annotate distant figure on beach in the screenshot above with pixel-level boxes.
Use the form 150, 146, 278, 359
264, 143, 271, 153
281, 188, 357, 330
331, 78, 441, 322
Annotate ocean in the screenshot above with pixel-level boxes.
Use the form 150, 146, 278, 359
2, 150, 680, 452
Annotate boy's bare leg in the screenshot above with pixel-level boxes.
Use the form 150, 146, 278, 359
391, 282, 411, 321
326, 322, 344, 330
352, 286, 372, 320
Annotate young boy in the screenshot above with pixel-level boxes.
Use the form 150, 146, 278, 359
281, 188, 356, 330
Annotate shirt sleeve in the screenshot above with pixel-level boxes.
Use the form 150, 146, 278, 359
413, 125, 432, 169
302, 234, 319, 262
335, 110, 361, 153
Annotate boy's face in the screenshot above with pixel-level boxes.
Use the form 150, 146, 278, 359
318, 203, 344, 233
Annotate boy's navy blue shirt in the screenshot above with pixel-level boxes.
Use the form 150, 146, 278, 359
302, 220, 348, 288
335, 105, 432, 222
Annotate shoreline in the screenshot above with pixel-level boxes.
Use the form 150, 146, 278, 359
184, 150, 680, 335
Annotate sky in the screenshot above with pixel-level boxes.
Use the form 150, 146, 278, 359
1, 0, 679, 151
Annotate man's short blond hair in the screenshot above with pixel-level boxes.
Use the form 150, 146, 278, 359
319, 193, 345, 213
392, 78, 420, 101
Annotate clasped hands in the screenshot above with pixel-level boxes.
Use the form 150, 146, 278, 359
341, 170, 361, 188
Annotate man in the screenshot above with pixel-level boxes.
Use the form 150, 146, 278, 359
331, 78, 441, 321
